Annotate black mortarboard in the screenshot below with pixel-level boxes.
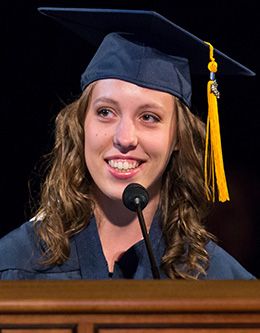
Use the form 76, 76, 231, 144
38, 7, 255, 202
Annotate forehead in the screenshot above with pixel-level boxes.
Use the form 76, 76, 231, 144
90, 79, 175, 106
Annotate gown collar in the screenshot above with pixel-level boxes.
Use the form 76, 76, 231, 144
74, 212, 166, 279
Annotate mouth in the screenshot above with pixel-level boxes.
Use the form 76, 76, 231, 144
106, 159, 143, 173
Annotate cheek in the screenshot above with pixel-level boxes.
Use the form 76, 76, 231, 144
84, 122, 98, 157
155, 125, 177, 158
85, 132, 97, 154
84, 123, 110, 158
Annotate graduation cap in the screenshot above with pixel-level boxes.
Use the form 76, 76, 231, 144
38, 7, 255, 202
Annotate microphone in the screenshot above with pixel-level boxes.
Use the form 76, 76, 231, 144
122, 183, 160, 279
122, 183, 149, 211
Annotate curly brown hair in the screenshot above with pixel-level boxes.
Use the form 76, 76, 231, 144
160, 99, 213, 279
34, 83, 213, 278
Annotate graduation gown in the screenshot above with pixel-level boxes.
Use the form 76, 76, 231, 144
0, 216, 255, 280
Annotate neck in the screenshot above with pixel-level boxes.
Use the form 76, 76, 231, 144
92, 187, 160, 231
91, 187, 160, 273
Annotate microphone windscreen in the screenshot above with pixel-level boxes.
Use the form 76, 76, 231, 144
122, 183, 149, 211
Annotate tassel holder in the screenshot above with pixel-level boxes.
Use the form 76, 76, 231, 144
204, 42, 230, 202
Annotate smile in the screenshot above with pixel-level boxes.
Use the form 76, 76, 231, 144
107, 159, 141, 172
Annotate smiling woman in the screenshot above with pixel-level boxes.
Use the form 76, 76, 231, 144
84, 79, 177, 201
0, 8, 256, 280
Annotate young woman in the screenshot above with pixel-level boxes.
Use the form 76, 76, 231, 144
0, 9, 255, 280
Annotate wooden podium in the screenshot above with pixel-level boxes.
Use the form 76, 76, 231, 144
0, 280, 260, 332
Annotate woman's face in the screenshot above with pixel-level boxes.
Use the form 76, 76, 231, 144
84, 79, 178, 202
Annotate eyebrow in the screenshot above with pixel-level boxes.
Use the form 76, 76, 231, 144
92, 97, 120, 107
138, 103, 165, 111
93, 97, 165, 111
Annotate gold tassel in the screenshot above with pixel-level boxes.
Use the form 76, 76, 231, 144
204, 42, 230, 202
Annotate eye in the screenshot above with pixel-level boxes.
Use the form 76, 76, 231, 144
141, 113, 160, 123
97, 108, 114, 118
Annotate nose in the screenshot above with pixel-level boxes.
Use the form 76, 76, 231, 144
113, 117, 138, 152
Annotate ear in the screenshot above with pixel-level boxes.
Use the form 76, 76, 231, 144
170, 138, 179, 154
172, 141, 179, 152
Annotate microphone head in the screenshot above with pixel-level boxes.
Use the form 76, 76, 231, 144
122, 183, 149, 212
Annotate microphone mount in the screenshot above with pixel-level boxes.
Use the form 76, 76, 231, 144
122, 183, 160, 279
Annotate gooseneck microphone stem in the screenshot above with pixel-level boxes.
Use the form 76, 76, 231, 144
122, 183, 161, 280
135, 198, 161, 279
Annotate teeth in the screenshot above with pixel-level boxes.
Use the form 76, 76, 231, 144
108, 160, 139, 172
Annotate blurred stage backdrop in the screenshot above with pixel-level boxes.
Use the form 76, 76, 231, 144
2, 0, 259, 277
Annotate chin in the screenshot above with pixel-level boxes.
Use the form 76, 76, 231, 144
96, 184, 125, 202
106, 189, 125, 201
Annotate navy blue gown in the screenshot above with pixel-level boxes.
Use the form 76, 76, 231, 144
0, 216, 255, 280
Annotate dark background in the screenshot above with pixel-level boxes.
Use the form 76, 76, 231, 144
2, 0, 259, 277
